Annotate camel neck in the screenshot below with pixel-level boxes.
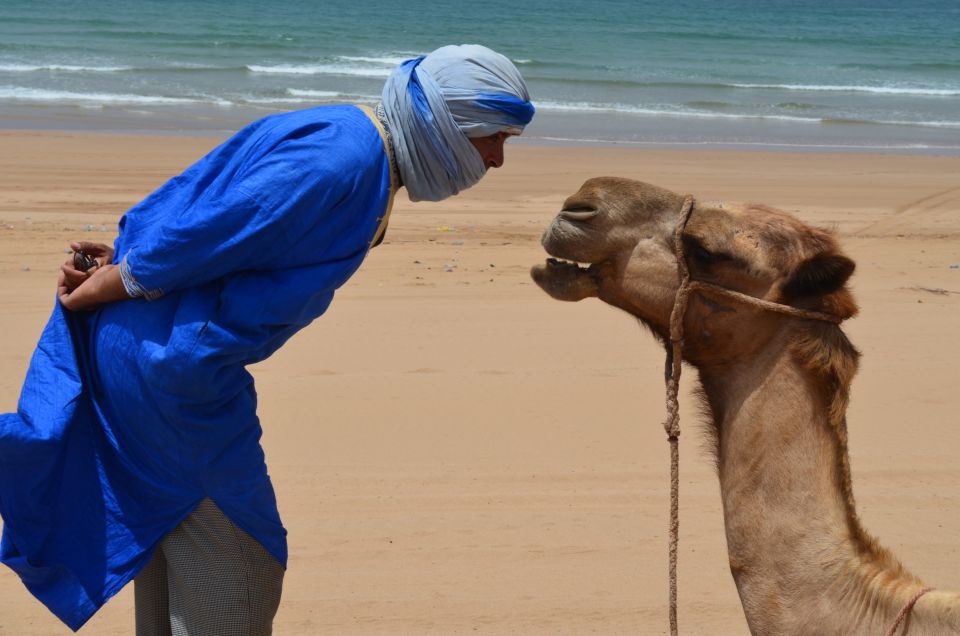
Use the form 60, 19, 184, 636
698, 345, 957, 634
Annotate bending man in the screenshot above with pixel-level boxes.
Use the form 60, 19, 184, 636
0, 44, 533, 634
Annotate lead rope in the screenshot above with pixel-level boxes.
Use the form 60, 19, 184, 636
662, 195, 696, 636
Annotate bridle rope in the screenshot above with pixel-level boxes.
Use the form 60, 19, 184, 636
661, 195, 846, 635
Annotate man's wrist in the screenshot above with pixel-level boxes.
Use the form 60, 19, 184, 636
101, 265, 133, 302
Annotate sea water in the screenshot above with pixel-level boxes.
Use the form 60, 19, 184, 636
1, 0, 958, 153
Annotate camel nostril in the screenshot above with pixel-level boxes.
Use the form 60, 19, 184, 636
559, 206, 599, 221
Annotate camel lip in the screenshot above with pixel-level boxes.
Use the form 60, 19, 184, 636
558, 208, 599, 222
531, 257, 601, 302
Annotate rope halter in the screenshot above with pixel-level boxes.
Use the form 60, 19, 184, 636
660, 195, 846, 636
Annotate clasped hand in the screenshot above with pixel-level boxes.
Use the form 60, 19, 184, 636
58, 241, 129, 311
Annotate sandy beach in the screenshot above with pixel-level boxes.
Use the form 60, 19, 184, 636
1, 132, 958, 634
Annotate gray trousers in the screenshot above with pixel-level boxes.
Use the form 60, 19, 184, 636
134, 498, 285, 636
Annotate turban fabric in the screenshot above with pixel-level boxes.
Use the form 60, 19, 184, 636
381, 44, 535, 202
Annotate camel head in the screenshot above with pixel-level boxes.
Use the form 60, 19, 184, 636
531, 177, 858, 365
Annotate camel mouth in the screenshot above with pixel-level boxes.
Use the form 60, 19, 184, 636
530, 257, 600, 302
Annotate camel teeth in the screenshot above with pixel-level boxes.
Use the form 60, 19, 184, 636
546, 257, 591, 271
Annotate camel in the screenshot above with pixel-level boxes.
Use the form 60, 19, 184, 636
530, 177, 960, 635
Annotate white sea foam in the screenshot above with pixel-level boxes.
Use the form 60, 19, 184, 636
0, 64, 132, 73
535, 135, 957, 153
731, 83, 960, 97
535, 99, 823, 123
537, 99, 960, 128
240, 97, 324, 104
237, 90, 376, 105
337, 55, 410, 66
287, 89, 343, 98
246, 63, 392, 78
0, 86, 230, 105
870, 118, 960, 129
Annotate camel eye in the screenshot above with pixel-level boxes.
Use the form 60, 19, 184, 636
692, 244, 714, 262
684, 236, 714, 262
684, 235, 731, 266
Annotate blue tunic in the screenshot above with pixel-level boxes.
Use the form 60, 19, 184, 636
0, 104, 396, 630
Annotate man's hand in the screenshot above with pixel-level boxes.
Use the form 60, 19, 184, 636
59, 263, 131, 312
60, 241, 115, 294
58, 241, 129, 312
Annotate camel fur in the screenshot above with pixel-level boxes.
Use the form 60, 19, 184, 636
531, 177, 960, 635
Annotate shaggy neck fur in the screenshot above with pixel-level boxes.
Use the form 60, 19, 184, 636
695, 323, 960, 635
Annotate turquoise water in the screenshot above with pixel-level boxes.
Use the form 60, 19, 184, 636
1, 0, 959, 152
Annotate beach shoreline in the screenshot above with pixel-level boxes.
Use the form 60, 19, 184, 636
1, 130, 958, 634
3, 102, 960, 156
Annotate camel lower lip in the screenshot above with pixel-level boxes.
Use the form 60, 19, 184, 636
531, 259, 600, 302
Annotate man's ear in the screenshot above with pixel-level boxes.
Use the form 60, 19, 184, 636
781, 253, 856, 299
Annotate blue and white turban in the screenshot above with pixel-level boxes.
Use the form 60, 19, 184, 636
381, 44, 535, 202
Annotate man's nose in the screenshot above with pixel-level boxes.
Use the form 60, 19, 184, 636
487, 142, 505, 169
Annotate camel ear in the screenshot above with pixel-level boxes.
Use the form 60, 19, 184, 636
782, 253, 855, 299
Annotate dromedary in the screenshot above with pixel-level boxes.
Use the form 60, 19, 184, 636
530, 177, 960, 635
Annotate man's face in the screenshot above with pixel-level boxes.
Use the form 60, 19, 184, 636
469, 131, 513, 170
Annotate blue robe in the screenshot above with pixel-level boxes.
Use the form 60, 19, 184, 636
0, 104, 396, 630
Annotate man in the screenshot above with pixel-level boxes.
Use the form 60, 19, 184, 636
0, 44, 533, 634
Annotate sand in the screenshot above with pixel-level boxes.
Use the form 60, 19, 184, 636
0, 131, 958, 635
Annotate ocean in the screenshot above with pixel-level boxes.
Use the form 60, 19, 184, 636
1, 0, 959, 153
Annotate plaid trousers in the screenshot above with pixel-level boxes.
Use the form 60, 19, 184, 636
134, 498, 285, 636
